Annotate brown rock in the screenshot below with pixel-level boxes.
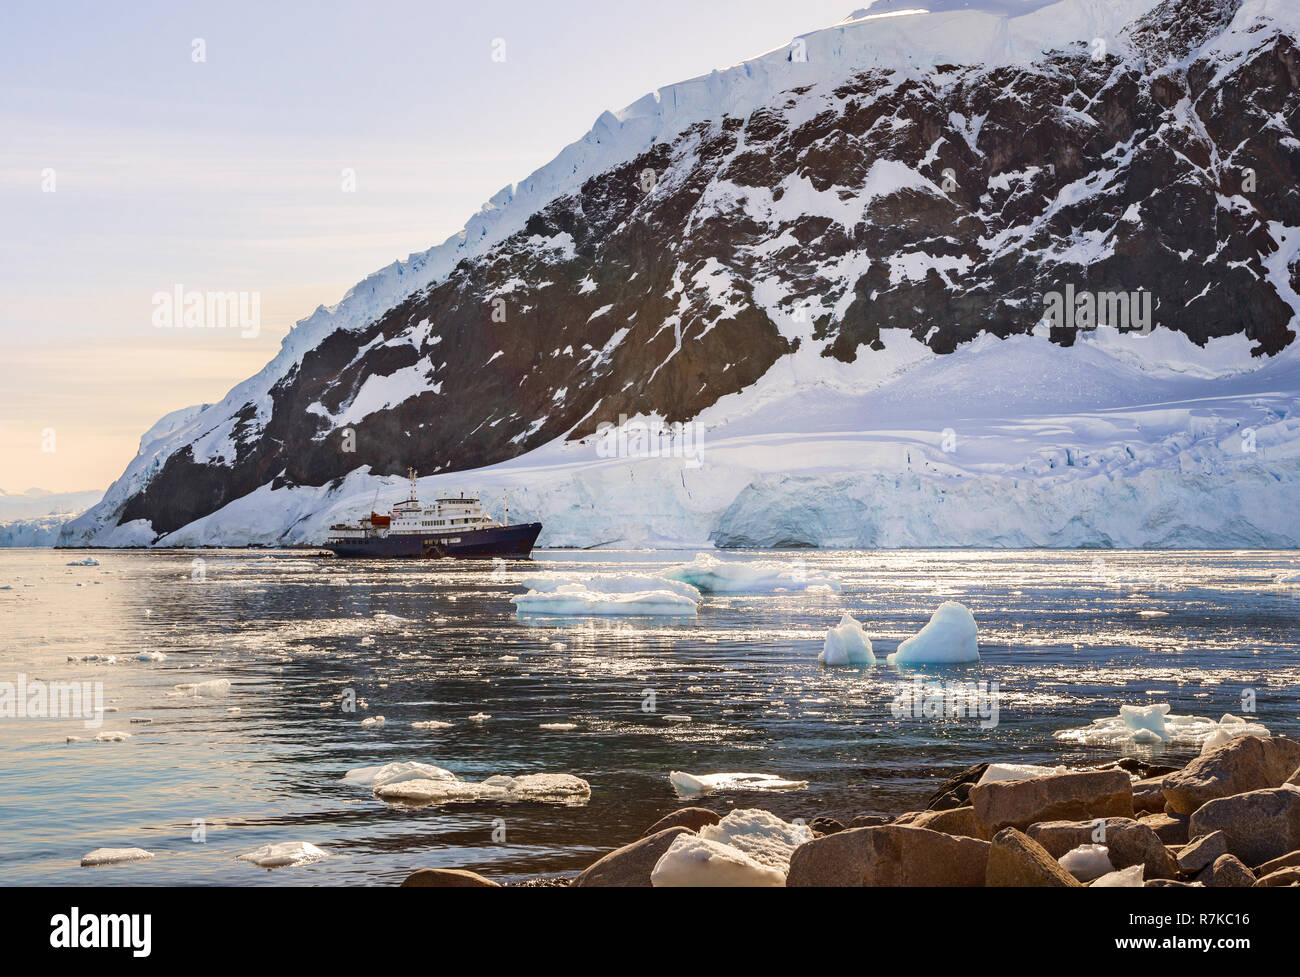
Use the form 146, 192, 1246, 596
1145, 879, 1197, 887
1198, 853, 1255, 888
987, 828, 1082, 887
1027, 817, 1175, 879
640, 807, 720, 837
971, 769, 1133, 835
925, 762, 988, 810
907, 806, 983, 839
1177, 830, 1228, 873
1132, 776, 1171, 814
1255, 848, 1300, 876
786, 825, 990, 887
1189, 787, 1300, 865
847, 814, 892, 829
1139, 812, 1190, 845
1162, 735, 1300, 816
810, 816, 845, 836
401, 868, 500, 887
573, 827, 692, 887
1254, 866, 1300, 887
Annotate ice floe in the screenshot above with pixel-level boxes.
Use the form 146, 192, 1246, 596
360, 715, 385, 726
521, 572, 700, 601
342, 761, 455, 788
352, 763, 590, 807
662, 554, 841, 594
1059, 844, 1114, 882
237, 841, 329, 869
412, 720, 453, 730
93, 732, 131, 742
1054, 705, 1269, 748
66, 558, 99, 566
651, 834, 786, 886
819, 613, 875, 665
81, 847, 154, 867
170, 678, 231, 698
135, 651, 166, 662
887, 601, 980, 665
513, 582, 697, 617
540, 722, 577, 731
669, 771, 808, 796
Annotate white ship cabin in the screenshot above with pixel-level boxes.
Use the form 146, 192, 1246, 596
329, 469, 499, 539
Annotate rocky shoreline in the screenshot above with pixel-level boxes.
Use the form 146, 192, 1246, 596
401, 735, 1300, 887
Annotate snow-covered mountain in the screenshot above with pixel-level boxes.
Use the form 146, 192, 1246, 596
0, 488, 104, 546
64, 0, 1300, 549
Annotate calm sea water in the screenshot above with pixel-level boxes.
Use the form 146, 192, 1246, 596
1, 547, 1298, 886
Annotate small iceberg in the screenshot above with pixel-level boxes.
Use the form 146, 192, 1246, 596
651, 835, 786, 887
662, 553, 841, 594
698, 809, 813, 870
342, 761, 455, 789
93, 731, 131, 742
669, 771, 808, 797
67, 558, 100, 566
819, 613, 875, 665
887, 601, 980, 665
237, 842, 329, 869
81, 847, 154, 867
1059, 844, 1114, 883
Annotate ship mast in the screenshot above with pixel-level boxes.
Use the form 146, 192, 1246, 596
407, 467, 418, 503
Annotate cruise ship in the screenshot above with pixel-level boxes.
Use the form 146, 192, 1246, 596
323, 469, 541, 558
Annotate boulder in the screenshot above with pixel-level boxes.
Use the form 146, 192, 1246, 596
906, 806, 983, 838
573, 827, 693, 887
1254, 866, 1300, 887
846, 814, 892, 829
1177, 830, 1228, 873
987, 828, 1082, 887
1026, 817, 1175, 878
810, 816, 845, 836
1255, 848, 1300, 876
1198, 854, 1255, 888
640, 807, 720, 837
925, 762, 989, 810
1139, 812, 1189, 845
971, 769, 1133, 835
786, 825, 989, 887
1162, 736, 1300, 815
1189, 787, 1300, 865
401, 868, 500, 887
1132, 776, 1171, 815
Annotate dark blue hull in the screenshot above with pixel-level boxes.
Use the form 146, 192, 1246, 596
324, 522, 542, 559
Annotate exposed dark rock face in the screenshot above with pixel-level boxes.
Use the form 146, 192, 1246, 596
101, 0, 1300, 538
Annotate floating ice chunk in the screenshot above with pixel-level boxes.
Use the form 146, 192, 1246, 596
651, 834, 786, 887
412, 720, 453, 730
135, 651, 166, 662
93, 732, 131, 742
887, 602, 980, 665
698, 809, 813, 869
237, 842, 329, 869
372, 771, 589, 806
489, 773, 591, 803
540, 722, 577, 730
514, 583, 697, 617
67, 558, 100, 566
81, 847, 154, 867
343, 761, 456, 788
669, 771, 808, 797
1059, 844, 1114, 882
469, 712, 491, 721
662, 554, 840, 594
226, 707, 241, 715
171, 679, 230, 698
1091, 863, 1144, 887
819, 613, 875, 666
1055, 706, 1269, 749
69, 654, 116, 664
1275, 571, 1300, 584
977, 763, 1071, 785
360, 715, 385, 726
521, 572, 701, 601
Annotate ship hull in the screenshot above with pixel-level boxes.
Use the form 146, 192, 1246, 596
324, 522, 542, 559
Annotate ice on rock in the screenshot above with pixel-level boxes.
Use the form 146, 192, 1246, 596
1091, 863, 1144, 887
650, 834, 786, 887
237, 841, 329, 869
819, 613, 875, 665
513, 582, 698, 617
662, 554, 841, 594
1055, 706, 1269, 748
669, 771, 808, 797
977, 763, 1071, 785
887, 601, 980, 665
343, 761, 456, 789
697, 809, 814, 870
1059, 844, 1114, 883
81, 847, 154, 867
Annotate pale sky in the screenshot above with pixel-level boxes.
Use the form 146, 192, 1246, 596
0, 0, 863, 493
